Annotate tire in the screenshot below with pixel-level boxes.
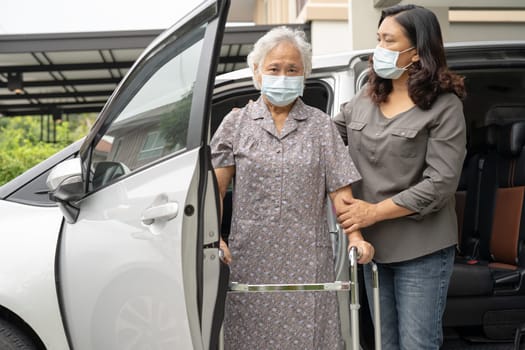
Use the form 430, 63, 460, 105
0, 318, 38, 350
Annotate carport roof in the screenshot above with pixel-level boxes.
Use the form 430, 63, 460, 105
0, 24, 310, 117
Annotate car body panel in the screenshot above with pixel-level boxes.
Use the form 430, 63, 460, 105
0, 201, 69, 349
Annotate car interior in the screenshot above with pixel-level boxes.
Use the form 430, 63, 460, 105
444, 66, 525, 348
211, 54, 525, 349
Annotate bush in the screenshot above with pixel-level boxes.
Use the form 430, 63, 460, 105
0, 115, 95, 186
0, 142, 63, 185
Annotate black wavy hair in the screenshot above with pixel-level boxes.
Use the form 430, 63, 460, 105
367, 4, 466, 110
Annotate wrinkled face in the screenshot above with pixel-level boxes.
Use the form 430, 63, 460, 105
377, 16, 418, 67
255, 41, 304, 86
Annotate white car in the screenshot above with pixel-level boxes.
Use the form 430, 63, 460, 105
1, 0, 525, 348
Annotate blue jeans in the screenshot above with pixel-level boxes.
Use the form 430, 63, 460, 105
363, 246, 455, 350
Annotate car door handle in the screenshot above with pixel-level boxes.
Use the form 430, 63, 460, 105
141, 202, 178, 225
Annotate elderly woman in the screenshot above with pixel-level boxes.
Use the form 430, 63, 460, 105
211, 26, 373, 349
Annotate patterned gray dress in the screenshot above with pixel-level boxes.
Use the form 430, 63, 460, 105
211, 97, 361, 349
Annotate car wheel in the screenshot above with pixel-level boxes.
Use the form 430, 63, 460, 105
0, 318, 37, 350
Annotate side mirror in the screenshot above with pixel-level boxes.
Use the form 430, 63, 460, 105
92, 161, 130, 190
47, 158, 84, 223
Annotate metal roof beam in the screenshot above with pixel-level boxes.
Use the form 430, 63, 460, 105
221, 24, 310, 44
219, 55, 247, 64
0, 100, 105, 109
0, 90, 113, 100
0, 78, 121, 88
0, 30, 161, 54
0, 62, 134, 73
1, 105, 103, 116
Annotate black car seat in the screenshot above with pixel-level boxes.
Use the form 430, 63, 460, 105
449, 121, 525, 296
445, 121, 525, 341
456, 105, 525, 260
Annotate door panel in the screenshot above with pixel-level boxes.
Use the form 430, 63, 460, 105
59, 149, 200, 349
56, 1, 230, 349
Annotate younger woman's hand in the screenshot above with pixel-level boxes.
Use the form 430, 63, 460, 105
337, 198, 378, 233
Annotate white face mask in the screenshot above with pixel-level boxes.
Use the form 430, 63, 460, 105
261, 75, 304, 107
373, 46, 415, 80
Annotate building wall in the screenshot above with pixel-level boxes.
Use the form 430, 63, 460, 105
297, 0, 351, 55
245, 0, 525, 54
253, 0, 295, 25
350, 1, 525, 50
311, 21, 352, 56
449, 22, 525, 42
250, 0, 351, 55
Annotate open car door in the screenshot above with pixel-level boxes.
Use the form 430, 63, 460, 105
47, 1, 230, 349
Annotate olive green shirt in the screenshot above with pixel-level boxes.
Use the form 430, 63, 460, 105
334, 88, 466, 263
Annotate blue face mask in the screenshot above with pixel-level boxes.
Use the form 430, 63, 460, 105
261, 75, 304, 107
373, 46, 415, 80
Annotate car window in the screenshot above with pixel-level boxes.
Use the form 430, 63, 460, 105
89, 25, 206, 191
211, 80, 332, 137
354, 57, 370, 91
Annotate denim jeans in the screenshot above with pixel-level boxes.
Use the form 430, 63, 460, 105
363, 245, 455, 350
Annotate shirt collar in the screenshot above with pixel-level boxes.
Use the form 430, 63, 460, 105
250, 96, 309, 121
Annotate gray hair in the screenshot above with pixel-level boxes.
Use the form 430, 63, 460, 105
247, 26, 312, 89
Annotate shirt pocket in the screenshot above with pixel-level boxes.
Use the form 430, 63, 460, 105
235, 137, 259, 158
348, 121, 366, 151
298, 138, 321, 169
388, 127, 421, 158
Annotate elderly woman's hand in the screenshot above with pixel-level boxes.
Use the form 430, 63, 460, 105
220, 238, 232, 265
348, 239, 375, 264
337, 197, 378, 233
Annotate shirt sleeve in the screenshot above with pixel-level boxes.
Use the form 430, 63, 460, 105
210, 111, 238, 169
323, 116, 362, 193
392, 95, 466, 216
333, 101, 351, 145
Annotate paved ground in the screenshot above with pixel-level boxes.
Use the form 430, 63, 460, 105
442, 339, 525, 349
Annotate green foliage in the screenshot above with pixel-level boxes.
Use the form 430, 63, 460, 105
0, 114, 96, 186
